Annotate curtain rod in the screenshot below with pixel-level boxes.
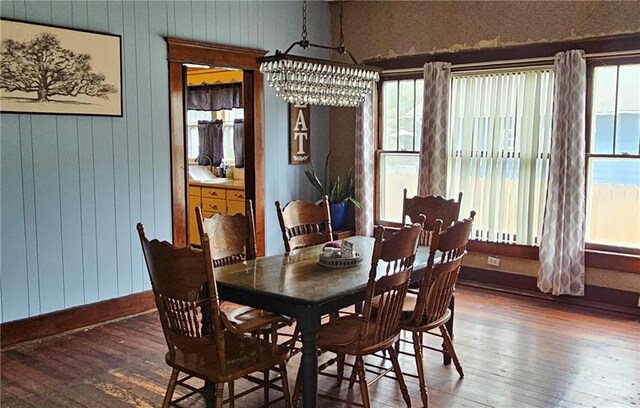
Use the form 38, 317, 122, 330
380, 49, 640, 75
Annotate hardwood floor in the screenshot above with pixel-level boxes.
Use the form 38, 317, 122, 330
2, 286, 638, 407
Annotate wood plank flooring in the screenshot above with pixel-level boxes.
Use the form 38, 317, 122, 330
2, 286, 638, 407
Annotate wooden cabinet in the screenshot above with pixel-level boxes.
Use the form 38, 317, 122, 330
188, 183, 245, 245
227, 189, 245, 216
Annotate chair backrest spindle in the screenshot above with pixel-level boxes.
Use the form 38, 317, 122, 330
358, 217, 424, 350
410, 211, 475, 327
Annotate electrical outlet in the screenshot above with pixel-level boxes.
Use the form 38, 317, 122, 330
487, 256, 500, 267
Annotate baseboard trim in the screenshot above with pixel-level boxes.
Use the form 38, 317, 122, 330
1, 290, 155, 348
459, 267, 640, 317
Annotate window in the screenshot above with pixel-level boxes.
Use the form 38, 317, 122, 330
586, 61, 640, 251
378, 68, 554, 245
187, 108, 244, 165
378, 79, 423, 222
448, 69, 554, 245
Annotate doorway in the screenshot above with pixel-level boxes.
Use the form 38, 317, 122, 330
166, 38, 266, 255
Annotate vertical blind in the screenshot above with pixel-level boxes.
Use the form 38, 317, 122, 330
447, 68, 555, 245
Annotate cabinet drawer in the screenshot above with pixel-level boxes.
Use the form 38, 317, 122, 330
202, 197, 226, 213
202, 187, 226, 199
226, 200, 245, 215
188, 185, 201, 197
228, 190, 245, 201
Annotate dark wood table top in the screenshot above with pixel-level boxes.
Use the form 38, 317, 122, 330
214, 236, 430, 307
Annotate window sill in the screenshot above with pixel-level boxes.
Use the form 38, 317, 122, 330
467, 241, 639, 274
378, 222, 639, 274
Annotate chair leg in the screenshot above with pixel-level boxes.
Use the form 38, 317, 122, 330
292, 364, 303, 407
215, 383, 225, 408
336, 354, 346, 387
263, 368, 270, 405
348, 358, 358, 389
228, 381, 235, 408
440, 325, 464, 378
289, 325, 300, 355
162, 368, 179, 408
280, 363, 292, 408
388, 347, 411, 408
355, 356, 371, 408
413, 331, 429, 408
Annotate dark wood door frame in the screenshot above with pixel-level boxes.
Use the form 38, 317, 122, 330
167, 38, 267, 255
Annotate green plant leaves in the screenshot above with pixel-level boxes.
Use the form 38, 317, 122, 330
304, 167, 361, 208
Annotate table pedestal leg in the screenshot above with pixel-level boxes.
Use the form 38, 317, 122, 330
298, 310, 320, 408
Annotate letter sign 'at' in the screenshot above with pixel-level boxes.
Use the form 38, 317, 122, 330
289, 103, 311, 164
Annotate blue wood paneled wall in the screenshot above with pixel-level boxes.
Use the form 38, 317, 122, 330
0, 1, 331, 323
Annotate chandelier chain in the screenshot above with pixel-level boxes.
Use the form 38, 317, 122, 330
301, 0, 307, 41
339, 0, 345, 47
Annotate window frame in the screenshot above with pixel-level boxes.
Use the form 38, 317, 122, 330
370, 35, 640, 272
584, 56, 640, 256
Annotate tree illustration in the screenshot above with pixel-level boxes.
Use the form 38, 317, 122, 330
0, 32, 116, 102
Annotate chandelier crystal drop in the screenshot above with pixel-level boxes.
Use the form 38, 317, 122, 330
259, 58, 379, 107
258, 0, 380, 107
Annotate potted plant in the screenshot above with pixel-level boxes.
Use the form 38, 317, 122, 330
305, 153, 361, 230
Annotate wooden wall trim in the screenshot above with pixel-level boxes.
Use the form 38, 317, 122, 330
165, 38, 267, 250
366, 33, 640, 70
1, 291, 155, 348
459, 267, 640, 316
167, 38, 266, 68
169, 61, 187, 246
467, 240, 539, 260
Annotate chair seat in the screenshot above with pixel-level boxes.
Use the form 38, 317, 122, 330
318, 315, 396, 355
223, 302, 291, 332
167, 332, 289, 383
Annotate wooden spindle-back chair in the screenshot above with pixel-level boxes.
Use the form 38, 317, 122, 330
196, 202, 293, 405
402, 189, 463, 245
275, 195, 332, 252
196, 199, 257, 267
293, 219, 424, 408
137, 223, 291, 408
398, 211, 475, 407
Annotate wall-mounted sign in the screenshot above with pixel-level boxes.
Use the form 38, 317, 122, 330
289, 103, 310, 164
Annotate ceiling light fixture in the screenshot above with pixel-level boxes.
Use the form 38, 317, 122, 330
259, 0, 380, 107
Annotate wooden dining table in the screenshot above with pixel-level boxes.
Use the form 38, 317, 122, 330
213, 236, 446, 408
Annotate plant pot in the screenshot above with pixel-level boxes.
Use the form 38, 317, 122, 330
329, 202, 347, 231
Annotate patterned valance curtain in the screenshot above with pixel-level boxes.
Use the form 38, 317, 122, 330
233, 119, 244, 168
197, 120, 223, 166
187, 83, 242, 111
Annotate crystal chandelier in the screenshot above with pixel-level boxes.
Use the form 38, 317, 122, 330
259, 0, 380, 107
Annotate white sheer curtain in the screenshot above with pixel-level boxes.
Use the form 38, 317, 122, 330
418, 62, 451, 196
447, 68, 555, 245
538, 50, 587, 296
355, 92, 375, 237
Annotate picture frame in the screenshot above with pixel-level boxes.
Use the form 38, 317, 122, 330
289, 102, 311, 164
0, 18, 122, 117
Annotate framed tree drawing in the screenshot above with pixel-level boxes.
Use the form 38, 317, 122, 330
0, 19, 122, 116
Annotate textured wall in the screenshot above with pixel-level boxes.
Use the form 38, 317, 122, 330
0, 0, 330, 322
331, 0, 640, 60
328, 1, 640, 288
329, 0, 640, 176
